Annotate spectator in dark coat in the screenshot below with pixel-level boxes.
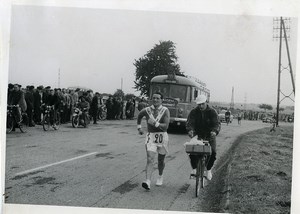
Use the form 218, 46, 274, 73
125, 99, 134, 120
106, 96, 113, 120
7, 83, 14, 104
91, 92, 100, 124
33, 86, 43, 124
25, 85, 35, 126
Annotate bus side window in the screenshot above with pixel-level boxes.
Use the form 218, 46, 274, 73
186, 86, 191, 102
194, 89, 198, 100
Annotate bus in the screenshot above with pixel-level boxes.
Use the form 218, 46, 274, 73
149, 74, 210, 127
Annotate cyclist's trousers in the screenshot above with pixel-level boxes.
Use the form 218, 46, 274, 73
13, 107, 22, 123
189, 135, 216, 171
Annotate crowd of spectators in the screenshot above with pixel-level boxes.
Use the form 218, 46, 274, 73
7, 83, 149, 127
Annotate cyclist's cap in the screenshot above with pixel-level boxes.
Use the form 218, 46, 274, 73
195, 94, 207, 104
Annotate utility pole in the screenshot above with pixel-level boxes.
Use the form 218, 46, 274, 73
230, 87, 234, 110
58, 68, 61, 88
121, 78, 123, 91
273, 17, 295, 127
243, 93, 247, 111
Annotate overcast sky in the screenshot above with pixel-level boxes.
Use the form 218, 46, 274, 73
8, 5, 298, 106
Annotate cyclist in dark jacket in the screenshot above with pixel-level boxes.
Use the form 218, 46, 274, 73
77, 96, 90, 124
186, 94, 219, 181
8, 84, 27, 124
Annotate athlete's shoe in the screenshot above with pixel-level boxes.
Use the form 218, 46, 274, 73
156, 176, 163, 186
190, 169, 196, 177
142, 180, 151, 190
205, 170, 212, 180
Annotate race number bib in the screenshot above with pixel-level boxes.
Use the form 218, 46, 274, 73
147, 132, 168, 145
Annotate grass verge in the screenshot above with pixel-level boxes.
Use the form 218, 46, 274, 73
226, 126, 293, 214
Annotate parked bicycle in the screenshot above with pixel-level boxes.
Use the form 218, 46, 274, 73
42, 105, 60, 131
185, 139, 212, 197
6, 105, 28, 133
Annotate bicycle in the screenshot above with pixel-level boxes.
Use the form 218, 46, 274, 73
185, 139, 212, 197
225, 115, 230, 125
72, 107, 90, 128
42, 105, 61, 131
6, 105, 28, 133
98, 104, 107, 120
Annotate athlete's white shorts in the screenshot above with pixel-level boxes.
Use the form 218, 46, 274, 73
145, 132, 169, 155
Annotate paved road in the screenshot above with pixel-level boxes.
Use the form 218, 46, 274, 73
4, 119, 272, 212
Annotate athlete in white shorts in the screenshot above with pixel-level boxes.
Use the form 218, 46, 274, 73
137, 92, 170, 190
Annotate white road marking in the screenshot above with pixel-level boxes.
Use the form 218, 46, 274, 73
14, 152, 98, 177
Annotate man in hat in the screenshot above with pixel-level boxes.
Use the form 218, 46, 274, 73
186, 94, 219, 181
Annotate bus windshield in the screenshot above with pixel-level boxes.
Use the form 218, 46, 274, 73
151, 83, 188, 102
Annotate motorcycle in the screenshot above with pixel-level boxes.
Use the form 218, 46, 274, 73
72, 107, 90, 128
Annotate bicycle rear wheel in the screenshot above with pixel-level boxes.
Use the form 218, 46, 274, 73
6, 115, 14, 133
42, 114, 50, 131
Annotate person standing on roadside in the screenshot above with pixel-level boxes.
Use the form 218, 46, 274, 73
25, 85, 35, 127
91, 92, 100, 124
33, 86, 44, 124
186, 94, 219, 181
237, 112, 242, 125
137, 91, 170, 190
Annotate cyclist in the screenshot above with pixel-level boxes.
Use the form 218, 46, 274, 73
225, 110, 231, 124
47, 89, 60, 127
186, 94, 219, 181
8, 84, 27, 126
137, 91, 170, 190
77, 96, 90, 124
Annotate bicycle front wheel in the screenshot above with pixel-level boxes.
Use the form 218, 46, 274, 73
19, 113, 28, 133
195, 156, 205, 197
200, 156, 206, 188
42, 114, 50, 131
54, 112, 60, 130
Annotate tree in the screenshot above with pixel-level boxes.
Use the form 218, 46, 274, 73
124, 93, 135, 101
258, 104, 273, 111
113, 89, 125, 99
133, 40, 184, 96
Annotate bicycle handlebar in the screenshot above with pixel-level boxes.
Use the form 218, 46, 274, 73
7, 105, 19, 108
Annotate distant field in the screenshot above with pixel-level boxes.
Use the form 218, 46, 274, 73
227, 126, 293, 214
